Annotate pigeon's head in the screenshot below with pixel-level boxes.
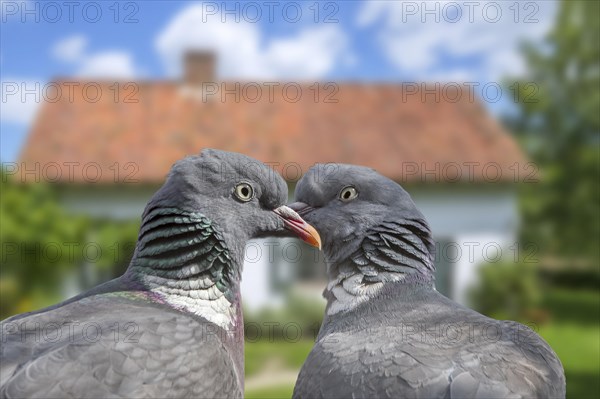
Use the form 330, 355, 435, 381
291, 164, 433, 264
144, 149, 321, 256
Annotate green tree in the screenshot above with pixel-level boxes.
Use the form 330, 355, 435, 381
0, 169, 140, 318
510, 0, 600, 264
0, 170, 86, 316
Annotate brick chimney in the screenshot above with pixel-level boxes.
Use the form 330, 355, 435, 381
183, 51, 216, 86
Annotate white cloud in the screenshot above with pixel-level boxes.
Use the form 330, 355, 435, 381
260, 26, 348, 79
357, 0, 558, 81
156, 4, 349, 80
52, 35, 87, 63
51, 35, 138, 79
76, 52, 137, 79
0, 78, 42, 125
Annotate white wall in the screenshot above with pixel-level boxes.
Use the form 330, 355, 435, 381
412, 188, 519, 305
241, 238, 286, 311
411, 188, 519, 237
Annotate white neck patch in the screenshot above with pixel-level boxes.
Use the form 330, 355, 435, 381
151, 285, 236, 331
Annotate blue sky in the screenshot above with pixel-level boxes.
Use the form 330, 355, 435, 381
1, 0, 558, 162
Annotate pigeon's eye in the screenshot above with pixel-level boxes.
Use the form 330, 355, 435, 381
234, 183, 254, 202
339, 186, 358, 202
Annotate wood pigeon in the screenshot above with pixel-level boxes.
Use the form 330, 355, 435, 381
290, 164, 565, 399
0, 149, 321, 398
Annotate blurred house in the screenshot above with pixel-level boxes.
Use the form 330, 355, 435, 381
19, 52, 527, 308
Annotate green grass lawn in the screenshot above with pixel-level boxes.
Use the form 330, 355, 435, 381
538, 288, 600, 399
245, 340, 314, 378
246, 385, 295, 399
538, 322, 600, 399
245, 340, 313, 398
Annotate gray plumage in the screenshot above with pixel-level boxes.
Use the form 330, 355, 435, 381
291, 164, 565, 399
1, 149, 308, 398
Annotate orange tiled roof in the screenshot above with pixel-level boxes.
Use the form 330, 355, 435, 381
19, 80, 527, 183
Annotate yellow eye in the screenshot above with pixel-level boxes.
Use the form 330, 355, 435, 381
235, 183, 254, 202
339, 186, 358, 202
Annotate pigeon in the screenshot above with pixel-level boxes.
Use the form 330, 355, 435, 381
0, 149, 321, 398
290, 164, 565, 399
